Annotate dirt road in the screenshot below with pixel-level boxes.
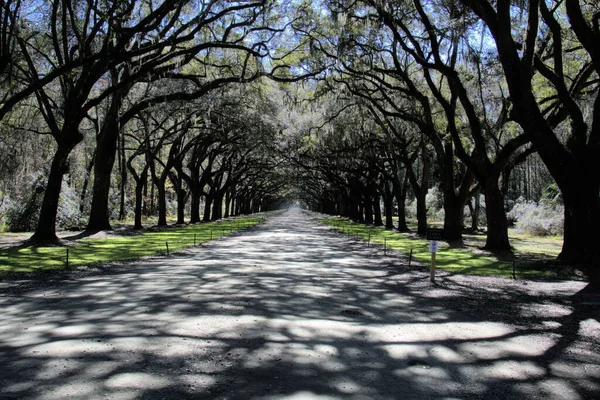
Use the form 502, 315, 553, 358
1, 209, 598, 399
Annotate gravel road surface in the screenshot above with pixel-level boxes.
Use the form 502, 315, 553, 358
1, 209, 599, 399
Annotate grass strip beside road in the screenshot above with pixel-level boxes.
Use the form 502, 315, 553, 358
321, 217, 548, 279
0, 217, 265, 276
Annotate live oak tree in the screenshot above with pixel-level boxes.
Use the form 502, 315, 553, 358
323, 0, 530, 249
458, 0, 600, 266
84, 0, 329, 233
84, 0, 277, 232
12, 0, 236, 242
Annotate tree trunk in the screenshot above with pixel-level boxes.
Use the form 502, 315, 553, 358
118, 130, 127, 221
469, 190, 480, 231
560, 181, 600, 265
395, 173, 410, 232
87, 114, 118, 231
235, 195, 242, 215
252, 197, 260, 213
86, 73, 128, 232
133, 175, 146, 230
149, 178, 155, 216
156, 180, 167, 226
384, 182, 394, 229
482, 177, 511, 251
176, 184, 186, 225
190, 187, 202, 223
224, 190, 231, 218
203, 195, 213, 222
440, 142, 469, 241
406, 142, 430, 235
31, 140, 80, 243
364, 195, 374, 224
373, 194, 383, 226
142, 177, 149, 216
127, 155, 148, 230
212, 191, 223, 220
231, 196, 237, 217
416, 190, 427, 235
443, 197, 464, 241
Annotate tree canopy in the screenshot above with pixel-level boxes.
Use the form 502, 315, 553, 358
0, 0, 598, 279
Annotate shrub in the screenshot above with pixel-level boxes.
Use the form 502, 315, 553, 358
464, 193, 487, 229
4, 173, 46, 232
425, 186, 445, 221
406, 198, 417, 219
0, 192, 7, 232
57, 182, 84, 229
426, 186, 443, 212
507, 197, 563, 236
4, 174, 84, 232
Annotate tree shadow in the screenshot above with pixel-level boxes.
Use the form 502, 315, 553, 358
0, 209, 598, 399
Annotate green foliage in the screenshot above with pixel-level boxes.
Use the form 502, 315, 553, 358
0, 217, 265, 276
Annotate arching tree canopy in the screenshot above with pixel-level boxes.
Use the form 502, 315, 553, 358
0, 0, 598, 278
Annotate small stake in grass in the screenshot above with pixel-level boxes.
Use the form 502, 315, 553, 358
384, 238, 387, 255
409, 249, 413, 267
166, 241, 169, 255
512, 261, 516, 280
210, 230, 213, 240
66, 248, 69, 268
194, 233, 196, 246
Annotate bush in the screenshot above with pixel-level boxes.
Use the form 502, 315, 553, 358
426, 186, 443, 211
57, 182, 84, 229
426, 186, 445, 221
0, 192, 8, 232
406, 186, 446, 222
406, 198, 417, 219
4, 173, 84, 232
4, 173, 46, 232
464, 193, 486, 229
507, 197, 563, 236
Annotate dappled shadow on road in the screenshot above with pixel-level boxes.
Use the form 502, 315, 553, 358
0, 209, 598, 399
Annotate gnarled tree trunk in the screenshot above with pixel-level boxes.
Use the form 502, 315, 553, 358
31, 136, 81, 243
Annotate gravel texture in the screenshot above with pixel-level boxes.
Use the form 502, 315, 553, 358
0, 208, 599, 399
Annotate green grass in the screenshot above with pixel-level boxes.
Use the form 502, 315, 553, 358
321, 217, 553, 279
0, 217, 265, 276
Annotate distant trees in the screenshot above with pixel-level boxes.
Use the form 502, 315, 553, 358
0, 0, 321, 241
292, 0, 598, 268
1, 0, 598, 276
